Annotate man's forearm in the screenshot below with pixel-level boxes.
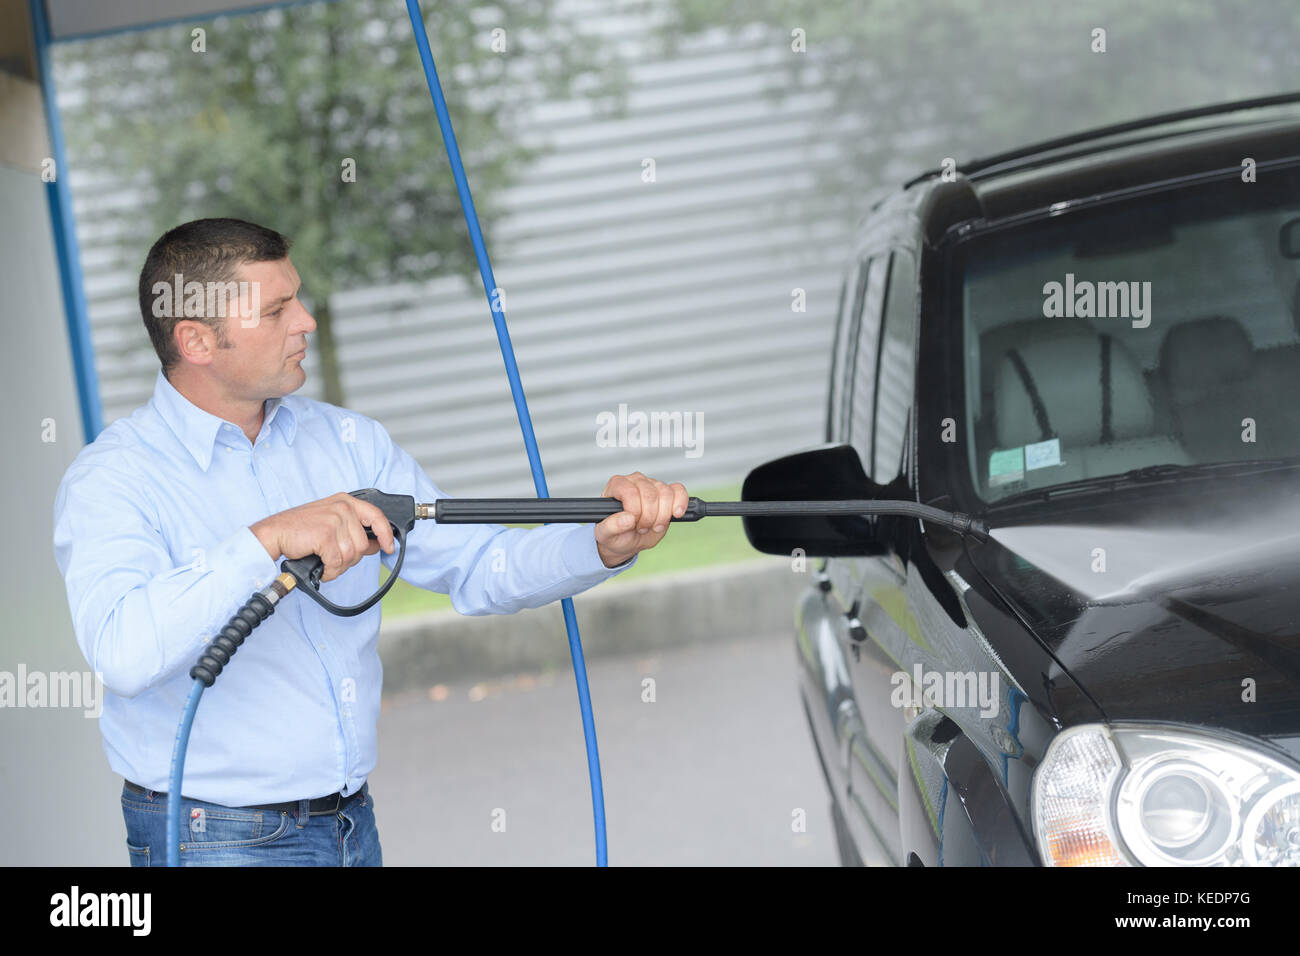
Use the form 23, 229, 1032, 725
405, 522, 634, 616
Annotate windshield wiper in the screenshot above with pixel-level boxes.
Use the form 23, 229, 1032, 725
992, 457, 1300, 507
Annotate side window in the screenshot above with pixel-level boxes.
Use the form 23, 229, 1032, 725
826, 264, 858, 442
874, 250, 918, 483
848, 257, 887, 477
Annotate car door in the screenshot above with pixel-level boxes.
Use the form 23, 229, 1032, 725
820, 253, 894, 863
840, 248, 919, 866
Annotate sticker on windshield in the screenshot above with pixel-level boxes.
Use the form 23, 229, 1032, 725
988, 446, 1025, 486
1025, 437, 1061, 470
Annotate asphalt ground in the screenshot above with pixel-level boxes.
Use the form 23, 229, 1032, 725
369, 630, 837, 866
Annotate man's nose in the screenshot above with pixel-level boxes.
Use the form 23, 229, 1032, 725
295, 303, 318, 333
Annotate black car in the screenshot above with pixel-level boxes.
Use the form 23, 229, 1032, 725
742, 95, 1300, 867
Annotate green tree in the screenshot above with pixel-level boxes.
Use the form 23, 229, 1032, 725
56, 0, 630, 406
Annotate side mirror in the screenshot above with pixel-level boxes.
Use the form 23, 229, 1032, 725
741, 443, 891, 557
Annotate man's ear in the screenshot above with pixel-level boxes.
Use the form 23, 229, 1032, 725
174, 319, 217, 367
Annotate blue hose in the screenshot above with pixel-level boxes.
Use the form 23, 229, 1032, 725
403, 0, 609, 865
166, 678, 205, 867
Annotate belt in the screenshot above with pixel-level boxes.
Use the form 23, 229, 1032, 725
124, 779, 364, 816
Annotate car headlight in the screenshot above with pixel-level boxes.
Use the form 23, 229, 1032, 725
1032, 723, 1300, 866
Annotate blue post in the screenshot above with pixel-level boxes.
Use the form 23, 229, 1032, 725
28, 0, 104, 443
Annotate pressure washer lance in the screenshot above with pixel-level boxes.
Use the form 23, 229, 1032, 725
426, 496, 992, 542
167, 488, 986, 864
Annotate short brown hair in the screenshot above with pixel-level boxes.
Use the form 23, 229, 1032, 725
137, 218, 292, 374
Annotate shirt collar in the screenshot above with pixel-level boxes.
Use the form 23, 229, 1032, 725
150, 371, 298, 471
263, 394, 298, 447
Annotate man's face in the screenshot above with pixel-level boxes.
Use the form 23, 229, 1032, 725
212, 257, 315, 401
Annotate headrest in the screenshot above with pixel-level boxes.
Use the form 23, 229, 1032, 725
977, 317, 1095, 420
1158, 317, 1253, 397
995, 330, 1154, 448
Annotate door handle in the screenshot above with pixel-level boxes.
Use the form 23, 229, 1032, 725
845, 599, 868, 643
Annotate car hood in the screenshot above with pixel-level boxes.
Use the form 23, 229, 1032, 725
962, 467, 1300, 760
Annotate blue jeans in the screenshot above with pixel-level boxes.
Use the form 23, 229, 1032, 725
121, 781, 383, 866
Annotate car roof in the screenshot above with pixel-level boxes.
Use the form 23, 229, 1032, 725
899, 93, 1300, 234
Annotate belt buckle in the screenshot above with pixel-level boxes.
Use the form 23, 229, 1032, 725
310, 791, 344, 816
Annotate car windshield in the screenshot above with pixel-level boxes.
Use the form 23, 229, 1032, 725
958, 163, 1300, 504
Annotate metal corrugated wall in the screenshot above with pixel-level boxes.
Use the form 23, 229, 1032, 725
56, 0, 859, 497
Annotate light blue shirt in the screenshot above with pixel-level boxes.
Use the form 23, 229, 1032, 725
53, 371, 634, 806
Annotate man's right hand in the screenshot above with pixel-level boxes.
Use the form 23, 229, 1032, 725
250, 492, 396, 582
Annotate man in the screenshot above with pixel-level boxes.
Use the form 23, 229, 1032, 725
53, 217, 688, 866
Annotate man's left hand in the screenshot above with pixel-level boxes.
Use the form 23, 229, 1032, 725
594, 472, 689, 568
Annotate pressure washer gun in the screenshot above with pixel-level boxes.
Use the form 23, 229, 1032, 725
188, 489, 419, 687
